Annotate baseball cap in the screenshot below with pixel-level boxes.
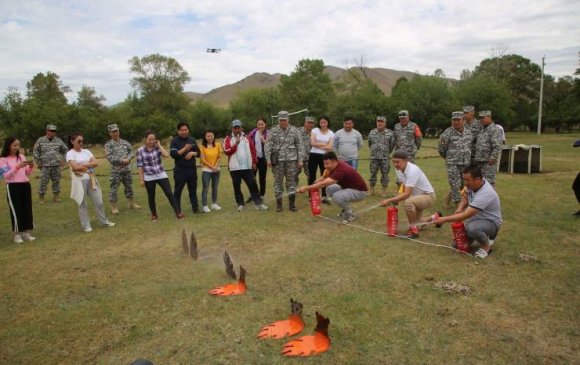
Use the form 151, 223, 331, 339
107, 124, 119, 132
398, 110, 409, 118
304, 116, 315, 123
376, 116, 386, 122
278, 111, 289, 120
479, 110, 492, 117
231, 119, 243, 128
46, 124, 58, 131
452, 111, 464, 119
463, 105, 475, 113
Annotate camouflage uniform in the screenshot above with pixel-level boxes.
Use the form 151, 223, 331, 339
33, 136, 68, 196
296, 126, 312, 184
265, 125, 305, 199
104, 138, 135, 202
393, 122, 422, 163
465, 119, 482, 164
368, 128, 395, 188
475, 123, 502, 186
438, 127, 472, 202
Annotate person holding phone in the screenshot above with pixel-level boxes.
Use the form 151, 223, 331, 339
137, 130, 184, 221
0, 136, 36, 243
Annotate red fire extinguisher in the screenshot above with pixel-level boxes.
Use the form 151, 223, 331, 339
451, 221, 470, 253
309, 189, 321, 216
386, 204, 398, 236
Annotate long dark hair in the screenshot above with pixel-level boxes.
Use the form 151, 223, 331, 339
68, 132, 83, 149
1, 136, 21, 160
202, 130, 215, 148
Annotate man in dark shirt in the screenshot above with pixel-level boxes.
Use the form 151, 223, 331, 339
170, 121, 201, 213
297, 151, 368, 222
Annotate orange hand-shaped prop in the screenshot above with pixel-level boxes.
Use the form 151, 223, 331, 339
281, 312, 330, 357
208, 252, 247, 296
257, 299, 305, 339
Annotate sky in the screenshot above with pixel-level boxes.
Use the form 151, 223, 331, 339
0, 0, 578, 105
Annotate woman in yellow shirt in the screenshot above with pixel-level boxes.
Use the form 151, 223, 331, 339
199, 130, 222, 212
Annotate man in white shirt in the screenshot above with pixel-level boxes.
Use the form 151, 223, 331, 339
434, 165, 502, 259
379, 150, 438, 238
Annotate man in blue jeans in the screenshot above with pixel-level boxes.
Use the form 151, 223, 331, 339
334, 117, 363, 170
170, 121, 201, 214
434, 165, 502, 259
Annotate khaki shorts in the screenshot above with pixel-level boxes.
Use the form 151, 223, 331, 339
404, 193, 436, 219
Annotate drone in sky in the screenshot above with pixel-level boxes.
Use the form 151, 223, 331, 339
206, 48, 221, 53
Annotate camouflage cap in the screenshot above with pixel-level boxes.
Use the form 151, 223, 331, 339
398, 110, 409, 118
452, 111, 464, 119
107, 123, 119, 132
463, 105, 475, 113
46, 124, 58, 131
278, 111, 289, 120
479, 110, 492, 117
304, 116, 315, 123
376, 116, 386, 122
231, 119, 243, 127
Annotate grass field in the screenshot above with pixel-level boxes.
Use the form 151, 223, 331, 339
0, 132, 578, 365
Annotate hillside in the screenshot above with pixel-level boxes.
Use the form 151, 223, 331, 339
185, 66, 422, 107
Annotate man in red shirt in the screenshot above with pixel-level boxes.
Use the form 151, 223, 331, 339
297, 151, 368, 222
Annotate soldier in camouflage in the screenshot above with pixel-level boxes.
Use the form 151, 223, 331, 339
368, 116, 395, 196
393, 110, 422, 163
296, 116, 314, 185
104, 124, 141, 214
463, 105, 482, 164
438, 112, 472, 205
475, 110, 502, 187
265, 111, 305, 212
33, 124, 68, 203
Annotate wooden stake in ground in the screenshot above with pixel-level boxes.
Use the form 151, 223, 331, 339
181, 229, 189, 255
189, 232, 198, 260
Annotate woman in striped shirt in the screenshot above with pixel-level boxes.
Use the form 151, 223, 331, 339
136, 131, 184, 221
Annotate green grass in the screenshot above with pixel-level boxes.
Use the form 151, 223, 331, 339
0, 132, 578, 364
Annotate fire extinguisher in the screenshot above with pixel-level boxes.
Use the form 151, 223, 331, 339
309, 189, 321, 216
451, 221, 470, 253
386, 204, 398, 236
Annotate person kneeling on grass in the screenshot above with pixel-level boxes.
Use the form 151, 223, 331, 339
297, 151, 368, 223
379, 149, 437, 238
434, 165, 502, 259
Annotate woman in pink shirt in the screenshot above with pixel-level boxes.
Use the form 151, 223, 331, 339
0, 136, 35, 243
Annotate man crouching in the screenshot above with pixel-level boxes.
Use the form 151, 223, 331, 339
297, 151, 368, 223
379, 150, 437, 238
434, 165, 501, 259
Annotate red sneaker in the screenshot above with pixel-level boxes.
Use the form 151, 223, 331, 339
405, 226, 419, 239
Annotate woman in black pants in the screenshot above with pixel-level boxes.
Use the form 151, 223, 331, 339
0, 136, 35, 243
136, 131, 184, 221
248, 118, 269, 199
308, 117, 335, 203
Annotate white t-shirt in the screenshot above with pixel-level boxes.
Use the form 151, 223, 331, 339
310, 128, 335, 155
395, 162, 435, 195
66, 148, 94, 180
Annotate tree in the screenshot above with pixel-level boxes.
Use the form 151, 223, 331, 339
26, 71, 71, 104
76, 85, 105, 109
390, 75, 456, 130
129, 54, 191, 115
229, 88, 281, 126
279, 59, 335, 119
454, 74, 513, 128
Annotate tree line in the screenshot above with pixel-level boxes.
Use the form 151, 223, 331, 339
1, 52, 578, 148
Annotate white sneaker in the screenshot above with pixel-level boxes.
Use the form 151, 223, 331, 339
84, 227, 93, 233
254, 203, 269, 210
237, 205, 244, 212
202, 206, 211, 213
211, 203, 222, 211
101, 221, 116, 228
14, 234, 23, 244
22, 232, 36, 241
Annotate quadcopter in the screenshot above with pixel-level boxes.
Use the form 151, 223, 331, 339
206, 48, 221, 53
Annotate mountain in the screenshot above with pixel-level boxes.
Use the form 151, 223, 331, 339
185, 66, 422, 107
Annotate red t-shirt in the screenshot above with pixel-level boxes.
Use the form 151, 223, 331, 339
328, 161, 368, 191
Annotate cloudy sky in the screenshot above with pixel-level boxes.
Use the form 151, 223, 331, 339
1, 0, 578, 105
